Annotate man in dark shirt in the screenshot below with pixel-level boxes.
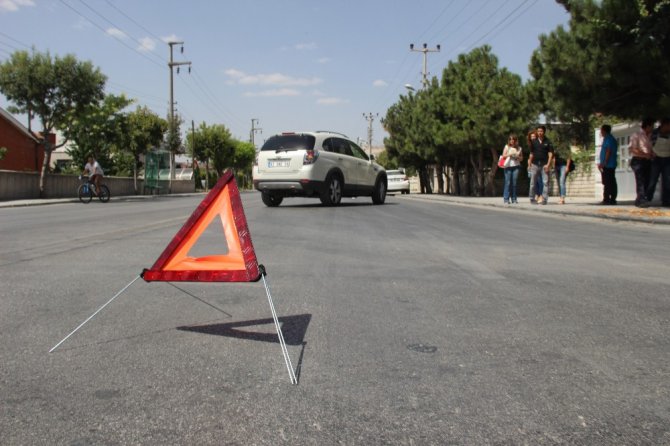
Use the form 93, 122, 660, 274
528, 125, 554, 204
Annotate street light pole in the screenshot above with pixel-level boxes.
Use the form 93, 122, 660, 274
410, 43, 440, 89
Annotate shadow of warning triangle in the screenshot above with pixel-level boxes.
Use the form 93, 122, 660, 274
177, 314, 311, 346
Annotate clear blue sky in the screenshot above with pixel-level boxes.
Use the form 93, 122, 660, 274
1, 0, 569, 149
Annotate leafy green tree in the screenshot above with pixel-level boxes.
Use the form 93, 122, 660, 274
186, 122, 235, 178
0, 50, 106, 196
431, 46, 533, 195
119, 106, 167, 192
63, 94, 133, 174
533, 0, 669, 125
385, 46, 532, 196
384, 92, 435, 193
232, 140, 256, 189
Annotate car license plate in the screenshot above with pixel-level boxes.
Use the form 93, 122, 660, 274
268, 159, 290, 168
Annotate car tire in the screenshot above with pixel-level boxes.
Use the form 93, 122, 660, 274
372, 176, 387, 204
261, 191, 283, 207
320, 173, 342, 206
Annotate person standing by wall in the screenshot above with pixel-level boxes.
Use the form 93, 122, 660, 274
526, 130, 542, 202
646, 117, 670, 207
528, 125, 554, 205
597, 124, 618, 205
553, 145, 573, 205
628, 118, 655, 207
502, 134, 523, 204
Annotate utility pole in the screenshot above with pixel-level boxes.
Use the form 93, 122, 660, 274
168, 41, 191, 193
363, 112, 378, 159
410, 43, 440, 89
250, 118, 262, 149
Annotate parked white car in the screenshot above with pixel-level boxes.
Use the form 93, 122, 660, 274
386, 169, 410, 194
253, 131, 387, 207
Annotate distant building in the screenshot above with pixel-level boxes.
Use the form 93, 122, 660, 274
0, 107, 53, 172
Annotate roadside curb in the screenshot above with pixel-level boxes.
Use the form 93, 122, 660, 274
0, 192, 207, 208
400, 194, 670, 226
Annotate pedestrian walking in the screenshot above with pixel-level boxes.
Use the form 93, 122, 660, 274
502, 134, 523, 204
597, 124, 618, 205
528, 125, 554, 205
526, 130, 542, 202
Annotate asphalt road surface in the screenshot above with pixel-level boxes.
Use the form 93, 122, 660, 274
1, 192, 669, 445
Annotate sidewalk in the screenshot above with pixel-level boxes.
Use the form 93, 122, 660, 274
400, 193, 670, 225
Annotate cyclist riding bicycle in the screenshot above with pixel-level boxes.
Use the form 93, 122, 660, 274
82, 155, 104, 195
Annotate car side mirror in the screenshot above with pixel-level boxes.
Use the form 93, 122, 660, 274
369, 154, 375, 161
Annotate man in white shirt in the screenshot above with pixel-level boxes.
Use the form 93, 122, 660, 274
82, 155, 104, 196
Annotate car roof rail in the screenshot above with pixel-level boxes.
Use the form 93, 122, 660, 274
315, 130, 349, 139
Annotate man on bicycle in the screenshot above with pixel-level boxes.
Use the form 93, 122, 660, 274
82, 155, 104, 195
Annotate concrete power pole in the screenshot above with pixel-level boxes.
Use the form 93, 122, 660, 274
410, 43, 440, 89
250, 118, 262, 148
363, 113, 378, 159
168, 41, 191, 193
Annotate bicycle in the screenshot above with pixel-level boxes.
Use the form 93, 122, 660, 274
78, 176, 111, 203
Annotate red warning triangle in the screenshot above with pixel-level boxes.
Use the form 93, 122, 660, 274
141, 171, 261, 282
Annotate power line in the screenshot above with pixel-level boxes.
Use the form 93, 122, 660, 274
436, 0, 523, 66
107, 80, 166, 102
0, 31, 31, 50
424, 1, 477, 44
190, 69, 245, 128
414, 1, 455, 43
0, 40, 22, 52
74, 0, 166, 66
94, 1, 245, 131
101, 0, 164, 43
57, 0, 164, 70
465, 0, 538, 52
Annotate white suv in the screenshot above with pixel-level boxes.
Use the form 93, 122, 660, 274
253, 131, 387, 207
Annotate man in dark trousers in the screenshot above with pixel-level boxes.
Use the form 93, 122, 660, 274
597, 124, 618, 205
629, 118, 655, 207
528, 125, 554, 205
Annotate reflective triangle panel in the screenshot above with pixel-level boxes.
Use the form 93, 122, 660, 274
141, 171, 261, 282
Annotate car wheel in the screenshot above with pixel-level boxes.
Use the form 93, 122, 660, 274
372, 177, 387, 204
261, 191, 283, 207
320, 173, 342, 206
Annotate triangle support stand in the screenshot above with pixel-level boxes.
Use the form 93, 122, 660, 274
259, 265, 298, 385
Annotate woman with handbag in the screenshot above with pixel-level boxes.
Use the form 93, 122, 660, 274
502, 134, 523, 204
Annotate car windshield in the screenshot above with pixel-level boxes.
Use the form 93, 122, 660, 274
387, 170, 401, 175
261, 134, 315, 152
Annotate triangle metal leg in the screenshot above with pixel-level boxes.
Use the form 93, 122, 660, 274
260, 266, 298, 385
